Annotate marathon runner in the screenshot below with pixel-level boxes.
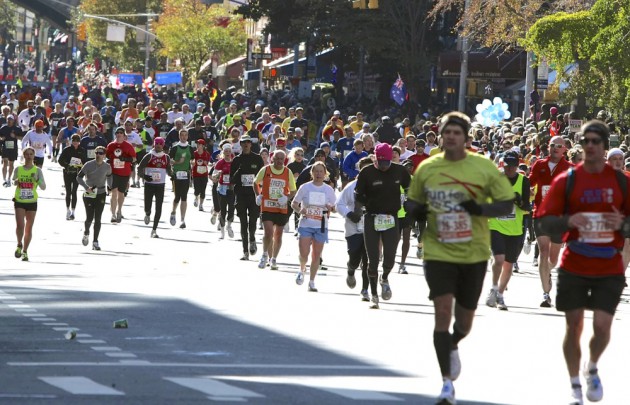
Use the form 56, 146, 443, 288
58, 134, 87, 220
137, 137, 172, 238
105, 126, 136, 223
168, 128, 194, 229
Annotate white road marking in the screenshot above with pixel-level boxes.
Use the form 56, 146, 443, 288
32, 318, 56, 321
91, 346, 120, 352
22, 313, 46, 317
43, 323, 68, 326
15, 309, 36, 312
77, 339, 107, 344
39, 376, 125, 395
52, 327, 75, 331
1, 297, 18, 300
8, 304, 29, 308
165, 377, 264, 400
105, 353, 137, 358
10, 362, 382, 370
76, 334, 92, 338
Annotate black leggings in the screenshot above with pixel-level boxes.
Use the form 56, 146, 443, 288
83, 193, 106, 241
236, 194, 260, 252
193, 177, 208, 199
218, 189, 235, 226
364, 214, 400, 295
63, 171, 79, 209
144, 184, 165, 230
346, 233, 369, 290
211, 182, 220, 212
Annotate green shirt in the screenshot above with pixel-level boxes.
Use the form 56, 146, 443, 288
408, 152, 514, 264
169, 143, 194, 176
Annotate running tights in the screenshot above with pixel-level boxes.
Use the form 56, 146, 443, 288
83, 193, 106, 242
144, 184, 165, 230
64, 171, 79, 209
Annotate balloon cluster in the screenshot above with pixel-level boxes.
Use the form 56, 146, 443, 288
474, 97, 511, 127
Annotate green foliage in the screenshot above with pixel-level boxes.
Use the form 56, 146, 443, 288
0, 0, 16, 45
155, 0, 246, 86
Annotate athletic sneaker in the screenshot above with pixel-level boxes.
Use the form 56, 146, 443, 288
249, 241, 257, 255
116, 211, 122, 223
21, 251, 29, 262
199, 204, 204, 212
496, 295, 508, 311
450, 350, 461, 381
210, 212, 218, 225
144, 214, 150, 225
82, 234, 89, 246
398, 264, 408, 274
169, 213, 176, 226
92, 241, 101, 251
111, 215, 117, 223
360, 289, 370, 302
532, 257, 538, 267
570, 384, 584, 405
14, 245, 22, 258
258, 255, 268, 269
540, 293, 552, 308
308, 280, 317, 292
69, 212, 75, 220
436, 380, 456, 405
240, 252, 249, 261
523, 241, 531, 255
219, 226, 225, 239
346, 271, 356, 289
370, 295, 379, 309
151, 230, 158, 238
270, 258, 278, 270
193, 198, 198, 207
179, 222, 186, 229
296, 271, 305, 285
584, 367, 603, 402
227, 222, 234, 238
66, 209, 71, 220
379, 276, 392, 300
486, 288, 498, 307
513, 262, 520, 273
416, 244, 423, 259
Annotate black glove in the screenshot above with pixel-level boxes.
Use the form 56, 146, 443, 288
459, 199, 483, 216
404, 200, 428, 222
514, 192, 522, 207
622, 217, 630, 238
144, 174, 153, 182
347, 211, 362, 223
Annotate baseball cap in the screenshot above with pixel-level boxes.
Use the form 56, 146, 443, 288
362, 123, 370, 129
320, 142, 330, 148
503, 151, 519, 167
375, 143, 393, 161
106, 98, 112, 102
35, 120, 44, 128
153, 137, 165, 146
276, 138, 287, 147
333, 110, 341, 115
240, 135, 252, 143
196, 138, 206, 145
550, 107, 558, 114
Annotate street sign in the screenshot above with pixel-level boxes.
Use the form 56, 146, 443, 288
569, 119, 583, 133
252, 53, 272, 60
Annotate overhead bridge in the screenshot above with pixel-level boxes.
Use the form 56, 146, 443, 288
12, 0, 79, 29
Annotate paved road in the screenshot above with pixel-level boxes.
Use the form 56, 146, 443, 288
0, 162, 628, 404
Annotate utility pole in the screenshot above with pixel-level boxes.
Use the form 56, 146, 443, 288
457, 0, 471, 113
144, 10, 151, 78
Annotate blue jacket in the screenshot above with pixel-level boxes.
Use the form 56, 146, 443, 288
342, 150, 368, 180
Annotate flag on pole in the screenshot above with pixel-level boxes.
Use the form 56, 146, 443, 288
390, 74, 407, 106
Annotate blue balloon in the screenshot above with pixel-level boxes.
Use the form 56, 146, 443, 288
482, 109, 491, 118
497, 110, 505, 119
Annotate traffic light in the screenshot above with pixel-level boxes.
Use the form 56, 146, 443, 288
270, 68, 278, 78
352, 0, 362, 8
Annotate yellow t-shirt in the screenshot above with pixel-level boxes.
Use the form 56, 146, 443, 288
429, 147, 442, 156
408, 152, 514, 264
254, 165, 297, 192
350, 120, 364, 133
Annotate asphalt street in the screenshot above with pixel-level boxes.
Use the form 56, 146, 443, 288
0, 161, 629, 404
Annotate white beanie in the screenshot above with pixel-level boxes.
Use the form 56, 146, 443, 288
607, 148, 624, 160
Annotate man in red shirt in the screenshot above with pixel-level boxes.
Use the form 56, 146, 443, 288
106, 127, 136, 223
530, 135, 572, 307
408, 139, 429, 173
536, 121, 629, 405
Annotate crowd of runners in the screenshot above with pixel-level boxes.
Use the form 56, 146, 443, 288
1, 83, 628, 405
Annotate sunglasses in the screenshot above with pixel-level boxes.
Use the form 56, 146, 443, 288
549, 143, 565, 149
579, 137, 603, 146
95, 151, 105, 155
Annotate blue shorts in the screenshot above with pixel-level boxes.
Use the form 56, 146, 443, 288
297, 227, 328, 243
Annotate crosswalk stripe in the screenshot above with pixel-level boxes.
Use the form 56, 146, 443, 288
39, 377, 125, 395
165, 377, 264, 400
317, 387, 404, 401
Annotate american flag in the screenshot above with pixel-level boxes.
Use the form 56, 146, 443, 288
390, 74, 407, 106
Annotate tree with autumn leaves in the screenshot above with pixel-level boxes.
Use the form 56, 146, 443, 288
154, 0, 246, 86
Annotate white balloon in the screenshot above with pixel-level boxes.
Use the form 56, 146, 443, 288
504, 111, 511, 119
493, 97, 502, 105
482, 99, 492, 109
502, 102, 509, 111
476, 104, 484, 113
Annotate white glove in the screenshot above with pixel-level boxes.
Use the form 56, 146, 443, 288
256, 194, 263, 206
277, 195, 288, 205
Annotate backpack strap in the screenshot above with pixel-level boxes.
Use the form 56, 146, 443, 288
564, 168, 575, 215
615, 169, 628, 207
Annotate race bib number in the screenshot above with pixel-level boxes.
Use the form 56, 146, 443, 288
541, 185, 551, 199
222, 174, 230, 184
437, 212, 473, 243
113, 158, 125, 169
305, 206, 324, 221
83, 191, 97, 199
578, 213, 614, 243
269, 186, 284, 200
497, 205, 516, 221
87, 149, 96, 159
196, 165, 207, 174
241, 174, 254, 186
5, 140, 14, 149
374, 214, 395, 232
176, 170, 188, 180
146, 168, 162, 182
70, 157, 82, 166
20, 189, 34, 200
308, 191, 326, 206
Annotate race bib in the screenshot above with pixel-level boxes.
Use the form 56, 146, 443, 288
146, 168, 162, 182
196, 165, 207, 174
104, 123, 111, 130
308, 191, 326, 206
70, 157, 82, 166
241, 174, 254, 186
374, 214, 395, 232
578, 213, 615, 243
5, 140, 14, 149
305, 206, 324, 221
541, 185, 551, 199
269, 186, 284, 200
83, 191, 97, 199
497, 205, 516, 221
222, 174, 230, 184
437, 212, 473, 243
87, 149, 96, 159
20, 189, 34, 200
176, 170, 188, 180
113, 158, 125, 169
